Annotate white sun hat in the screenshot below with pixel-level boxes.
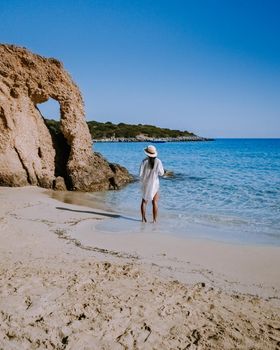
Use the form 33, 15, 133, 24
144, 145, 158, 158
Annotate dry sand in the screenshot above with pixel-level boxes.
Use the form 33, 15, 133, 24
0, 186, 280, 349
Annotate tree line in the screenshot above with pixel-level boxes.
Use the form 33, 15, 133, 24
44, 119, 196, 139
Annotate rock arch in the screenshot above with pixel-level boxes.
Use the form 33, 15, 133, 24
0, 44, 131, 190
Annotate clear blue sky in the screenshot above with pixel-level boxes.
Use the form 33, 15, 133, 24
1, 0, 279, 137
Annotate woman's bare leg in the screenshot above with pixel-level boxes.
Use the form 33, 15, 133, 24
141, 199, 147, 222
152, 192, 159, 223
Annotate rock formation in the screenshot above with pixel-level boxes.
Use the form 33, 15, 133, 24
0, 44, 132, 191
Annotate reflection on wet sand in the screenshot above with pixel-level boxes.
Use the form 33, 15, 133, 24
46, 190, 140, 222
46, 189, 110, 212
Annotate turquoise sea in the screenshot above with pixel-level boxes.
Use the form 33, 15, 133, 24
91, 139, 280, 246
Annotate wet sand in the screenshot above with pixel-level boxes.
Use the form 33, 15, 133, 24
0, 186, 280, 349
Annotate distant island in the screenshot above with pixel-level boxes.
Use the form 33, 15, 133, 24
45, 119, 214, 142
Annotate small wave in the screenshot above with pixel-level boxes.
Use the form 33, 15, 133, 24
163, 173, 206, 182
186, 175, 206, 181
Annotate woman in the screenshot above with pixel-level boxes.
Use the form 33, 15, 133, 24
139, 145, 164, 223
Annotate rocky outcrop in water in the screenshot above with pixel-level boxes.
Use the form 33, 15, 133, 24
0, 44, 132, 190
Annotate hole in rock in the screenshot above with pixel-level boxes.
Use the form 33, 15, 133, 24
36, 98, 72, 189
37, 98, 60, 121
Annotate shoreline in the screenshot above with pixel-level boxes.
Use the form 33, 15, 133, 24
92, 136, 214, 143
1, 186, 280, 349
49, 188, 280, 248
49, 190, 280, 298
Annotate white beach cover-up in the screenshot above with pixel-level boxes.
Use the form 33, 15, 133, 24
139, 158, 164, 201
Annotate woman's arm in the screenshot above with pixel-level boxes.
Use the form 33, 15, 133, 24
158, 159, 164, 176
139, 159, 145, 178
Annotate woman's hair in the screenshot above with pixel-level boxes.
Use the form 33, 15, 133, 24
148, 156, 155, 169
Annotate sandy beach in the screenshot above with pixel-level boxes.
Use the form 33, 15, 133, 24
0, 186, 280, 349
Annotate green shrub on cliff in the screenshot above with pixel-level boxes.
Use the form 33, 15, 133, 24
44, 119, 195, 140
87, 120, 195, 139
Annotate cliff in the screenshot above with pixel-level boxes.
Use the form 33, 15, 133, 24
0, 44, 132, 191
